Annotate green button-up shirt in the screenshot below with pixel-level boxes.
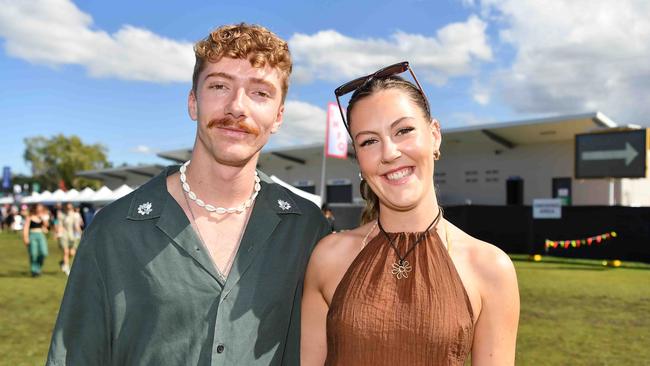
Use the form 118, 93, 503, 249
46, 166, 330, 365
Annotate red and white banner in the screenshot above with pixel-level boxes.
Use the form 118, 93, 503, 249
325, 102, 348, 159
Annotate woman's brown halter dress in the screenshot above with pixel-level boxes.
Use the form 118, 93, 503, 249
326, 228, 474, 365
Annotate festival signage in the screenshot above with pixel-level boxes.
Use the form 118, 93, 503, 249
325, 102, 348, 159
575, 129, 648, 178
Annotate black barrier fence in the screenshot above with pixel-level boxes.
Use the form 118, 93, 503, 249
442, 205, 650, 263
328, 204, 650, 263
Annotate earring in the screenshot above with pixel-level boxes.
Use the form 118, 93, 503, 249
358, 172, 364, 180
433, 150, 441, 160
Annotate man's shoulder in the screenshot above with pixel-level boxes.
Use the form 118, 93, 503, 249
259, 176, 323, 220
88, 166, 174, 228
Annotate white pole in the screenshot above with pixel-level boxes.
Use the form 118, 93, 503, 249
609, 178, 615, 206
320, 148, 327, 204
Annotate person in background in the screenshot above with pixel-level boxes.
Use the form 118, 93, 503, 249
23, 204, 49, 277
57, 203, 82, 275
12, 205, 25, 232
321, 203, 336, 232
0, 204, 7, 232
52, 203, 64, 271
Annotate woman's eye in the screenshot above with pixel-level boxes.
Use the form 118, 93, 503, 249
359, 139, 377, 147
397, 127, 414, 135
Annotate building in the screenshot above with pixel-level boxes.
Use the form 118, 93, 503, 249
78, 111, 650, 207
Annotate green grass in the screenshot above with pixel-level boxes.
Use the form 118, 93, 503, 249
511, 254, 650, 365
0, 231, 66, 366
1, 232, 649, 365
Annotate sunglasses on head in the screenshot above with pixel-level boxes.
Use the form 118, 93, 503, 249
334, 61, 429, 134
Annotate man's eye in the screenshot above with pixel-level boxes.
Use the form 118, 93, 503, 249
208, 84, 226, 90
254, 90, 271, 98
397, 127, 414, 135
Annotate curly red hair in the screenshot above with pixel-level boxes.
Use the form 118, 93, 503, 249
192, 23, 292, 102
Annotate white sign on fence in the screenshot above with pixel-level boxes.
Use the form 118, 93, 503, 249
533, 198, 562, 219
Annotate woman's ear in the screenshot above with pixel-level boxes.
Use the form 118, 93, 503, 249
431, 118, 442, 150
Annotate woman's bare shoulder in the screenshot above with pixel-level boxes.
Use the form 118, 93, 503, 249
447, 221, 516, 284
307, 222, 374, 273
312, 223, 372, 257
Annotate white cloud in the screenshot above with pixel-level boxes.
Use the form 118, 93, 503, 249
475, 0, 650, 124
448, 112, 492, 127
471, 80, 490, 105
289, 16, 492, 85
270, 100, 327, 147
131, 145, 156, 154
0, 0, 194, 82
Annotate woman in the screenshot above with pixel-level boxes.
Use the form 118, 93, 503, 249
301, 62, 519, 365
22, 204, 49, 277
57, 202, 83, 275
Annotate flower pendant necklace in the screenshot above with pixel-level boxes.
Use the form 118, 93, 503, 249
377, 207, 442, 280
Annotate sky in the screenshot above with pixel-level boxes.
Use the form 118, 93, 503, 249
1, 0, 649, 176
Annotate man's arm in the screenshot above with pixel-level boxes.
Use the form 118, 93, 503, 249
282, 216, 331, 365
46, 230, 111, 365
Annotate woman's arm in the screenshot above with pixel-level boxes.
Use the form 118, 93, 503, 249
471, 245, 520, 365
22, 216, 31, 245
301, 240, 330, 366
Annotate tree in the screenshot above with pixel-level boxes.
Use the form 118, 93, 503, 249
23, 134, 112, 190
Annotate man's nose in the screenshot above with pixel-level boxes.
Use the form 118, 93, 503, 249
225, 88, 247, 118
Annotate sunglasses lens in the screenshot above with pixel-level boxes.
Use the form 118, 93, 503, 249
335, 62, 409, 97
335, 76, 366, 96
375, 63, 408, 79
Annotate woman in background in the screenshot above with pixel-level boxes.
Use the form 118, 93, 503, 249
57, 202, 82, 275
23, 204, 49, 277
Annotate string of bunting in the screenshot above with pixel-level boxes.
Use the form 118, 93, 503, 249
545, 231, 617, 251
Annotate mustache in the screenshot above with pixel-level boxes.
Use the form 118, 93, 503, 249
207, 116, 259, 135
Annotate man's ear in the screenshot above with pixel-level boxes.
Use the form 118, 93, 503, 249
431, 118, 442, 150
270, 104, 284, 134
188, 90, 198, 121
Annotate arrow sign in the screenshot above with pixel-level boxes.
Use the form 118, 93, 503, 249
581, 142, 639, 166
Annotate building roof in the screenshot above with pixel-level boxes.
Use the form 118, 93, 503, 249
78, 112, 624, 186
442, 112, 617, 149
77, 164, 165, 186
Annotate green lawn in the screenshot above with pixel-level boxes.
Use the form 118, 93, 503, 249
1, 232, 649, 366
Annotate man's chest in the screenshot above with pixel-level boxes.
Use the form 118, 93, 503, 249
193, 214, 250, 275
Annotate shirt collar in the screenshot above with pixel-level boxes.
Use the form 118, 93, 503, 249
126, 166, 302, 221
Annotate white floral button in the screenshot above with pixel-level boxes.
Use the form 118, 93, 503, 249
137, 202, 153, 215
277, 199, 291, 211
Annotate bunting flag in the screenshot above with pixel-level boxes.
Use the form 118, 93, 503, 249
545, 231, 617, 251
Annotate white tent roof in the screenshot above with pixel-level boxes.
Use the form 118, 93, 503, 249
21, 192, 39, 204
65, 189, 80, 202
75, 187, 96, 202
91, 186, 114, 202
0, 196, 14, 204
38, 191, 53, 203
51, 189, 67, 202
270, 175, 322, 208
111, 185, 134, 200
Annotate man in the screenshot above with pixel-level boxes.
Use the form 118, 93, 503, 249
47, 23, 330, 365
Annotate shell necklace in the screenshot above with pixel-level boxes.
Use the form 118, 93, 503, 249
179, 160, 261, 214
